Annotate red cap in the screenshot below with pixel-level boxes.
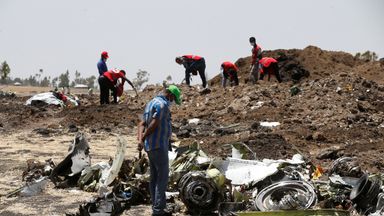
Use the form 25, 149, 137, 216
101, 51, 109, 59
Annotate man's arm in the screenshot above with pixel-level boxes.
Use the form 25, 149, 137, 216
137, 121, 145, 141
137, 120, 145, 150
142, 118, 160, 141
124, 77, 138, 96
137, 118, 160, 151
222, 72, 227, 88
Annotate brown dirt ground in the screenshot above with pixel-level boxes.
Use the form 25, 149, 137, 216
1, 46, 384, 215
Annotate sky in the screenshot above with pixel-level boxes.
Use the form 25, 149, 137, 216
0, 0, 383, 85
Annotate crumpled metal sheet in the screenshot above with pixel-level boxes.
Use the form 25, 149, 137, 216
103, 137, 127, 186
255, 180, 317, 211
20, 177, 50, 197
213, 154, 305, 185
236, 209, 350, 216
350, 174, 382, 214
78, 161, 110, 192
329, 157, 363, 178
178, 170, 226, 214
50, 132, 91, 187
169, 143, 211, 185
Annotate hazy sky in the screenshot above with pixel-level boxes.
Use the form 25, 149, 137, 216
0, 0, 383, 85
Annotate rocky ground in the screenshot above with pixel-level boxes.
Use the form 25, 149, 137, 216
0, 46, 383, 215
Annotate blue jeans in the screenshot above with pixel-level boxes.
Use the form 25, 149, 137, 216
147, 147, 169, 215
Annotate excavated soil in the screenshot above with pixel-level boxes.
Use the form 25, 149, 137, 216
1, 46, 384, 215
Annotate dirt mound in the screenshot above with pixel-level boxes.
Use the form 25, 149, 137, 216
210, 45, 384, 86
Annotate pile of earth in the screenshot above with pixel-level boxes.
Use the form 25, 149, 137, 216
210, 45, 384, 85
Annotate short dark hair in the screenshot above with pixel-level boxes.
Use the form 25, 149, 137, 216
120, 70, 126, 75
249, 37, 256, 43
175, 57, 183, 63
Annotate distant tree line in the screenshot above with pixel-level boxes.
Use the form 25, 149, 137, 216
0, 60, 96, 88
1, 60, 153, 91
355, 51, 379, 62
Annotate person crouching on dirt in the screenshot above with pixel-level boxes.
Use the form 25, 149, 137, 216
98, 69, 137, 104
259, 57, 282, 83
175, 55, 207, 88
249, 37, 262, 84
221, 61, 239, 88
137, 85, 181, 216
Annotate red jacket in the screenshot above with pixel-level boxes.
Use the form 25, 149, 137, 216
259, 57, 277, 68
103, 69, 125, 84
221, 61, 238, 72
259, 57, 277, 75
251, 45, 262, 65
183, 55, 203, 61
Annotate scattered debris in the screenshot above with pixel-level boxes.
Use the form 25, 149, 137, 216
329, 157, 363, 178
178, 169, 228, 215
290, 86, 301, 96
259, 122, 280, 128
50, 132, 91, 188
255, 180, 317, 211
22, 158, 55, 182
350, 174, 382, 214
68, 124, 79, 133
25, 92, 79, 107
0, 90, 16, 98
20, 177, 50, 197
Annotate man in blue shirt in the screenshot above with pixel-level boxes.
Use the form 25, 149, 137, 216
137, 85, 181, 216
97, 51, 109, 76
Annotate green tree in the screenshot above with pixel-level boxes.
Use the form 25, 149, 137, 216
0, 61, 11, 84
86, 75, 96, 88
52, 77, 59, 87
74, 70, 81, 83
58, 70, 70, 87
40, 76, 51, 87
70, 81, 76, 87
132, 69, 149, 90
27, 75, 38, 86
13, 77, 22, 84
355, 51, 379, 61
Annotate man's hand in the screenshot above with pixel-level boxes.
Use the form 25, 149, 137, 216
137, 121, 145, 151
137, 141, 144, 151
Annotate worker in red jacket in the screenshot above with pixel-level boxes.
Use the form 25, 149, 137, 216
98, 69, 137, 104
221, 61, 239, 88
175, 55, 207, 88
259, 57, 282, 83
249, 37, 262, 84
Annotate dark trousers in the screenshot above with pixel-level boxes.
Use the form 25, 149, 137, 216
260, 62, 282, 83
225, 69, 239, 86
98, 76, 117, 104
185, 59, 207, 88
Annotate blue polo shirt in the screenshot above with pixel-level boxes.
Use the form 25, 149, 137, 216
143, 95, 172, 152
97, 59, 108, 76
